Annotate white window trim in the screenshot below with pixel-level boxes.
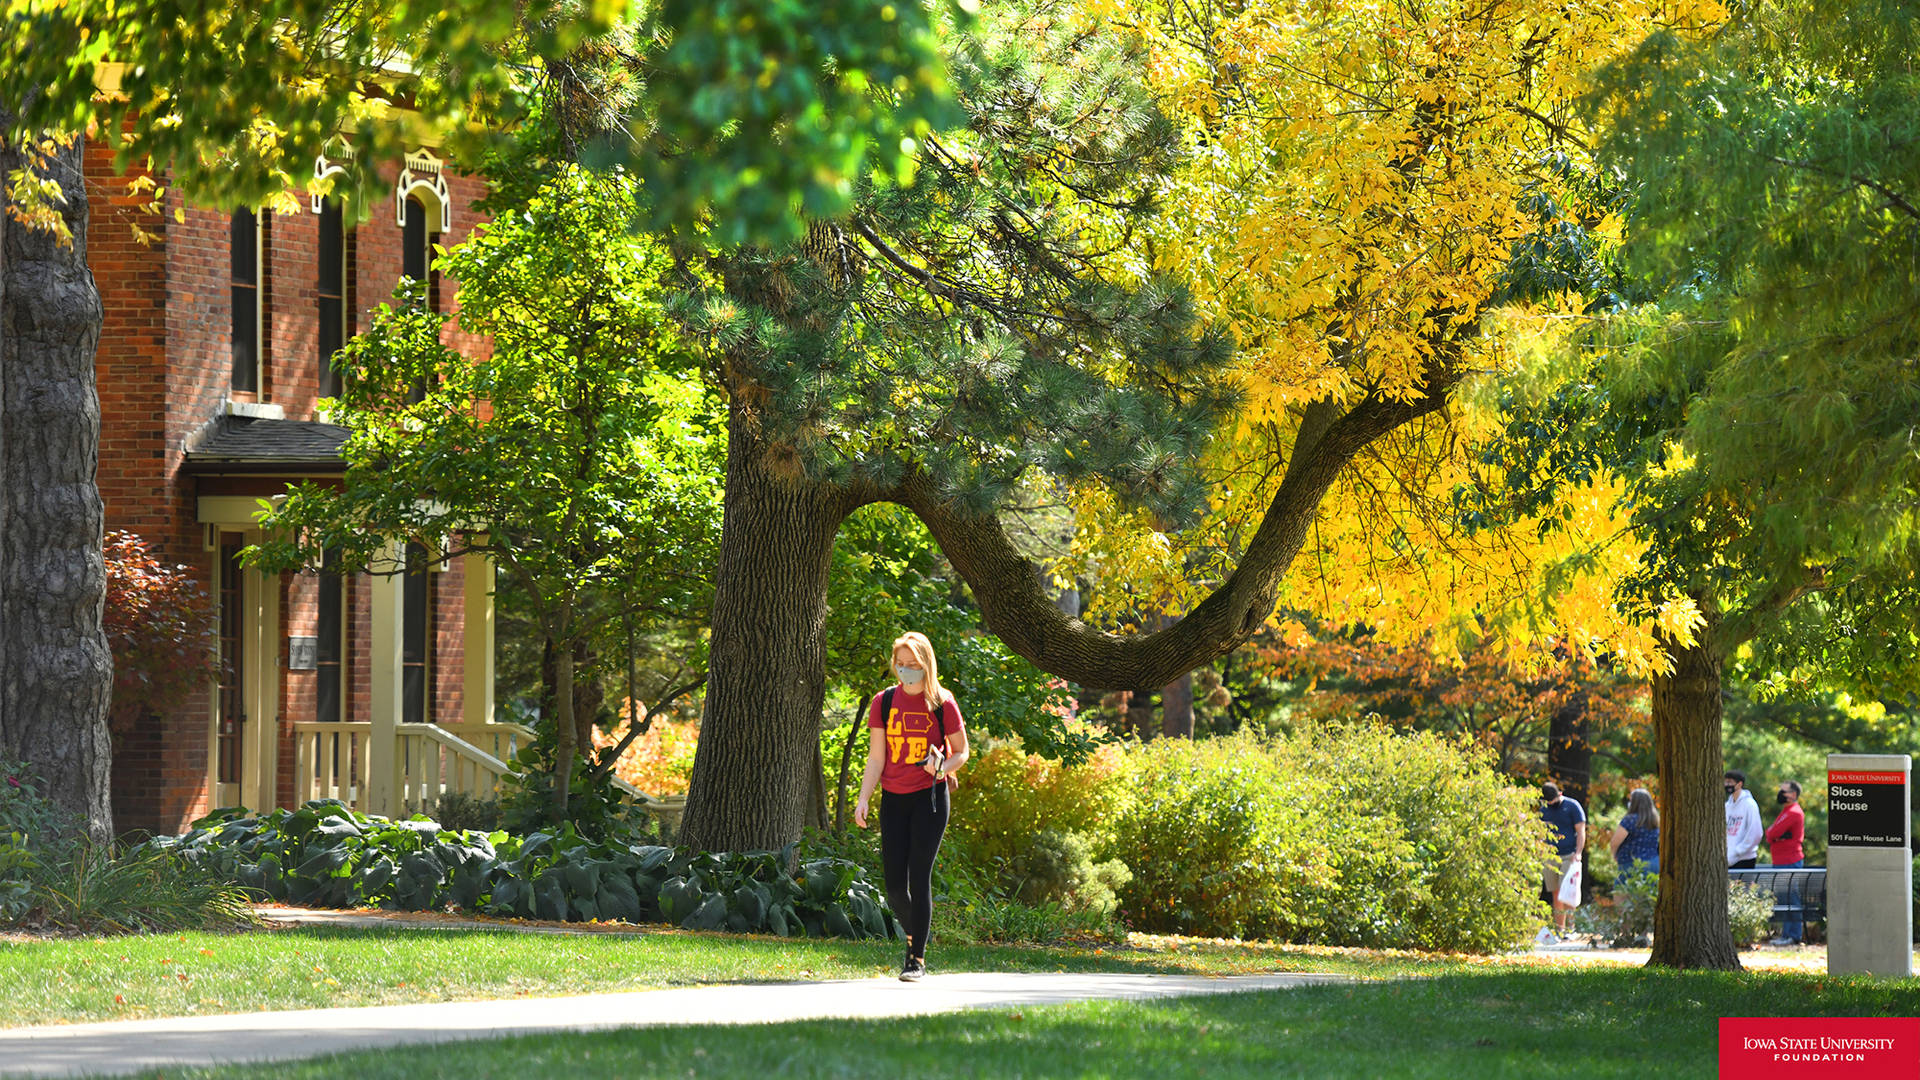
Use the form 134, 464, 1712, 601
311, 139, 359, 214
394, 148, 452, 232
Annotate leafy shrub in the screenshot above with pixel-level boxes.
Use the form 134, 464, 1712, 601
161, 800, 898, 940
2, 759, 249, 933
498, 721, 653, 842
0, 833, 38, 923
1581, 871, 1787, 950
103, 531, 217, 733
30, 841, 254, 934
594, 714, 698, 797
1108, 733, 1328, 940
929, 857, 1124, 946
1728, 879, 1777, 948
433, 792, 501, 833
799, 823, 885, 885
1001, 829, 1131, 917
1107, 725, 1546, 952
947, 737, 1130, 872
1578, 862, 1657, 947
1, 760, 75, 852
1277, 724, 1547, 952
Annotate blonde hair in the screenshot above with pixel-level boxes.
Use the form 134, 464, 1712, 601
891, 631, 949, 706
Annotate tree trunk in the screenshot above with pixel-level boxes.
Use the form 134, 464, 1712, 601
1159, 611, 1193, 738
809, 731, 829, 832
1648, 610, 1741, 970
1160, 674, 1193, 738
0, 122, 113, 844
679, 413, 843, 852
833, 704, 862, 837
1548, 688, 1593, 903
1547, 689, 1592, 807
550, 632, 576, 823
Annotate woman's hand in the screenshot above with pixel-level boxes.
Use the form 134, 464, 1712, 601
921, 743, 946, 778
854, 793, 871, 829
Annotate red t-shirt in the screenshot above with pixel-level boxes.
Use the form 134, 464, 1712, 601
1765, 802, 1805, 865
870, 687, 965, 795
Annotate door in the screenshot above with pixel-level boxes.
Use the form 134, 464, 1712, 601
213, 537, 246, 808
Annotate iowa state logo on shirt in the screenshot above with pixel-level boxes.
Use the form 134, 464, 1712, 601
886, 704, 939, 765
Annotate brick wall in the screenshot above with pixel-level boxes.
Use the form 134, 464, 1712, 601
265, 207, 320, 418
91, 144, 493, 833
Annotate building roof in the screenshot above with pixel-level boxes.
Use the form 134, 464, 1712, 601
183, 416, 349, 473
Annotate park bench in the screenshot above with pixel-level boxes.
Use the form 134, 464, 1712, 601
1728, 866, 1826, 942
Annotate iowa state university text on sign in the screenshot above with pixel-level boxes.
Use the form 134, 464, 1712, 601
1827, 770, 1908, 848
1721, 1018, 1920, 1079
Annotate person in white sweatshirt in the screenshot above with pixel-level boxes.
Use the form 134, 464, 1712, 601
1724, 769, 1764, 869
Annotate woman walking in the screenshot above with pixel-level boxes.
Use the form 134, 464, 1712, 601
854, 632, 969, 981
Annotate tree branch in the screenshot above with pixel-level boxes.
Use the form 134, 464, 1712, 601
588, 674, 706, 782
898, 374, 1460, 689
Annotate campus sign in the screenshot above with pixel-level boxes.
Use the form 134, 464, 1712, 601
1825, 753, 1913, 978
1827, 768, 1908, 848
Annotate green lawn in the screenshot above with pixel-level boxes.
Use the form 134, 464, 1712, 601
0, 924, 1469, 1027
123, 967, 1920, 1080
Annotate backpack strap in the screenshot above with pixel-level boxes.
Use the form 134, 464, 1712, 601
881, 685, 895, 725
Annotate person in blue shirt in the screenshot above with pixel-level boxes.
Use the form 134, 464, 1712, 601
1608, 787, 1660, 879
1538, 782, 1587, 944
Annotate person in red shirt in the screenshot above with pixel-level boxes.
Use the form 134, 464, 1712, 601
854, 631, 969, 982
1764, 780, 1806, 945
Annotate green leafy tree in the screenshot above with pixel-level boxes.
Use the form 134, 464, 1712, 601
1485, 0, 1920, 968
249, 167, 721, 823
0, 0, 961, 833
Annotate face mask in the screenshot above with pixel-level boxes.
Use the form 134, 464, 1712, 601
1777, 792, 1790, 805
896, 665, 925, 686
1725, 784, 1737, 797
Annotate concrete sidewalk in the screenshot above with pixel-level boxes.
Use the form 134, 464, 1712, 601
0, 971, 1351, 1078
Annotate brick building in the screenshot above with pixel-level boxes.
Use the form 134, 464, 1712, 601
91, 143, 507, 836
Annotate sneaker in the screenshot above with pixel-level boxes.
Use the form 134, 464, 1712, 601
900, 955, 926, 982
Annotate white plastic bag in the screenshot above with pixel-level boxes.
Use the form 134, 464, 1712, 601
1555, 860, 1583, 908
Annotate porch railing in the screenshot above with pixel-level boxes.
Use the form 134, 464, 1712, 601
436, 718, 649, 801
436, 719, 538, 764
290, 719, 651, 818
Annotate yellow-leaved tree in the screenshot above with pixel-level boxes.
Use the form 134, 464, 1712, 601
1048, 0, 1729, 963
1060, 0, 1722, 655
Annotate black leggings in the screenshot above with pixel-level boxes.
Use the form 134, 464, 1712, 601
880, 783, 949, 959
